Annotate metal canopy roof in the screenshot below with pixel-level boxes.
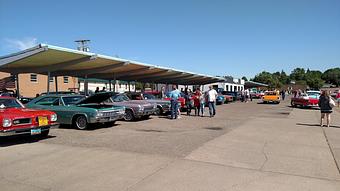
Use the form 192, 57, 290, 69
0, 44, 223, 85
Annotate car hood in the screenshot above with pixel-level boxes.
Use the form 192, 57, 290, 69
76, 92, 114, 105
0, 108, 55, 118
144, 99, 170, 104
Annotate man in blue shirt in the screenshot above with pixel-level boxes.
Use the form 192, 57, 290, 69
169, 85, 181, 119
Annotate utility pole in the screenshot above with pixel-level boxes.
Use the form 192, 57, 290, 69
75, 39, 91, 52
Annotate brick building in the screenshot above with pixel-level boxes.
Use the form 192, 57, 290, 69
0, 72, 78, 97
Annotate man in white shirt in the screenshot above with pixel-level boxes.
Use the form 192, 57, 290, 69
207, 86, 218, 117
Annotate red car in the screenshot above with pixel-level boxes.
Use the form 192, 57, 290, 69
291, 91, 320, 108
0, 97, 59, 137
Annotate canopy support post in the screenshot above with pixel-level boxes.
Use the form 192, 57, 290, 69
55, 76, 58, 94
15, 74, 20, 98
109, 80, 112, 91
47, 71, 50, 95
113, 73, 116, 92
128, 81, 131, 92
134, 81, 136, 92
84, 75, 88, 96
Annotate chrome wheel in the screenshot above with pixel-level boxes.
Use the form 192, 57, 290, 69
75, 115, 88, 130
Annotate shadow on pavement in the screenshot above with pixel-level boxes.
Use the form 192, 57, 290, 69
0, 135, 56, 147
296, 123, 340, 128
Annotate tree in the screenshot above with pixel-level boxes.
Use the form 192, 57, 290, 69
322, 68, 340, 86
241, 76, 248, 81
253, 71, 281, 88
305, 70, 324, 89
290, 68, 305, 81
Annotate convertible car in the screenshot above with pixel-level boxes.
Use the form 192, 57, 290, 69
291, 90, 320, 108
0, 97, 58, 137
26, 93, 125, 130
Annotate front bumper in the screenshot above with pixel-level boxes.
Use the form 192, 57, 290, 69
0, 123, 59, 137
135, 109, 155, 118
90, 113, 125, 123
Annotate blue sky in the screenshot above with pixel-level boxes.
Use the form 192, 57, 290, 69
0, 0, 339, 78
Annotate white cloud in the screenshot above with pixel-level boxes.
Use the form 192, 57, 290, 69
4, 37, 38, 51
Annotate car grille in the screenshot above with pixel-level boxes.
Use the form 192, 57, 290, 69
13, 118, 32, 125
144, 106, 154, 112
102, 111, 118, 117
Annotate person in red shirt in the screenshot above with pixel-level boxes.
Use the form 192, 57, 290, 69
336, 90, 340, 107
193, 88, 201, 116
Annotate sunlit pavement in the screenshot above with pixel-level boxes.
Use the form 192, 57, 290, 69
1, 99, 340, 191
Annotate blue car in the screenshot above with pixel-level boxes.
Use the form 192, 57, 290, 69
216, 95, 225, 105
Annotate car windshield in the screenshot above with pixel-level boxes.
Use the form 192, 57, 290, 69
0, 98, 23, 108
62, 96, 85, 105
143, 94, 155, 100
112, 94, 130, 102
307, 92, 320, 96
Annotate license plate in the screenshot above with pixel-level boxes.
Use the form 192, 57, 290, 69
31, 128, 41, 135
38, 116, 48, 126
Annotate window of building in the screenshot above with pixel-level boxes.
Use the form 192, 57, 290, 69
49, 76, 54, 83
63, 76, 69, 83
30, 74, 37, 82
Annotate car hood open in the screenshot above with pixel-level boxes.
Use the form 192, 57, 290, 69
76, 92, 114, 105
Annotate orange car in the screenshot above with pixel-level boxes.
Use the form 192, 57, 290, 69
262, 91, 280, 104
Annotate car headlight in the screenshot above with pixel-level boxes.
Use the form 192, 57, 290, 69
96, 112, 104, 117
50, 114, 58, 122
3, 118, 12, 127
119, 109, 125, 114
138, 105, 144, 111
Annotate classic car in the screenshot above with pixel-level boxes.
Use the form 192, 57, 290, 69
127, 92, 171, 115
216, 94, 225, 105
262, 91, 280, 104
164, 92, 186, 109
0, 97, 58, 137
291, 90, 320, 108
107, 93, 156, 121
26, 92, 125, 130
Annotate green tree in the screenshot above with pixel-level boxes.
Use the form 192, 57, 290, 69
290, 68, 305, 81
322, 68, 340, 86
253, 71, 281, 88
305, 70, 324, 89
241, 76, 248, 81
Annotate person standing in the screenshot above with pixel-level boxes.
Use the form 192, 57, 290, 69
95, 87, 100, 93
193, 88, 201, 116
281, 90, 286, 101
336, 90, 340, 107
199, 89, 206, 117
207, 86, 218, 117
169, 85, 181, 119
318, 90, 333, 127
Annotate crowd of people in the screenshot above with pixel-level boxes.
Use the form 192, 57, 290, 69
167, 85, 218, 119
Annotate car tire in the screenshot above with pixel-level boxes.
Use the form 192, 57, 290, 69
40, 129, 49, 138
143, 115, 151, 119
74, 115, 88, 130
124, 110, 135, 121
155, 107, 163, 115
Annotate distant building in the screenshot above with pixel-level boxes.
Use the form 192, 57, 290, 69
204, 76, 244, 92
0, 72, 78, 97
78, 78, 135, 94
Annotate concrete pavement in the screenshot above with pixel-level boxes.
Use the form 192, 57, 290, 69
1, 101, 340, 190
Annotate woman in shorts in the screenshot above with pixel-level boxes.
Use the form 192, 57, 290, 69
318, 90, 333, 127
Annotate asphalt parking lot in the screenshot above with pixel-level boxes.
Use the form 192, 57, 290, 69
1, 98, 340, 191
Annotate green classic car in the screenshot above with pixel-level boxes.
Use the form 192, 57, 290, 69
26, 92, 125, 130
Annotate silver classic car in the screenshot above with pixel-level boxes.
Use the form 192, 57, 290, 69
127, 92, 171, 115
106, 93, 156, 121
